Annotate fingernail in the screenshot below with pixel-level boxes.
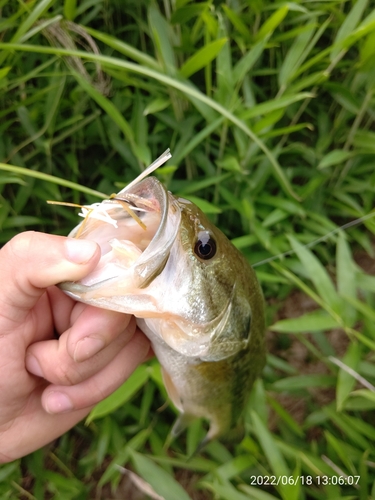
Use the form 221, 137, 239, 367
65, 238, 98, 264
74, 336, 105, 362
26, 355, 44, 378
46, 392, 74, 414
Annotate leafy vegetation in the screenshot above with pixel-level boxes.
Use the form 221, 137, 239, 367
1, 0, 375, 498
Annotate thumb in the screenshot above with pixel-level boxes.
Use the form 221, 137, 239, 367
0, 231, 99, 323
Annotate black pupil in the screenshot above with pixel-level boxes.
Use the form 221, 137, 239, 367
194, 232, 217, 260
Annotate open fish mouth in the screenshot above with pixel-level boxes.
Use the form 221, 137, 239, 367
60, 175, 181, 304
60, 149, 181, 311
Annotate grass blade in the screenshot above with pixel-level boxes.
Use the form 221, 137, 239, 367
288, 235, 342, 314
180, 38, 227, 78
129, 450, 192, 500
0, 42, 300, 200
86, 365, 149, 423
0, 163, 107, 198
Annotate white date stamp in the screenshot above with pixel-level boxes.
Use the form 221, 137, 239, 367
250, 475, 361, 486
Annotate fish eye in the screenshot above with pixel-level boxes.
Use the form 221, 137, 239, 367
194, 231, 217, 260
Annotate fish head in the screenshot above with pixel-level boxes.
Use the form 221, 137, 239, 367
61, 177, 263, 362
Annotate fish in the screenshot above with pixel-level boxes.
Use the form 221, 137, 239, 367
60, 150, 266, 446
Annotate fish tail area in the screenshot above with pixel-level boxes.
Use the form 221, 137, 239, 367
164, 412, 232, 457
171, 413, 195, 437
163, 413, 194, 451
188, 418, 227, 459
187, 435, 210, 460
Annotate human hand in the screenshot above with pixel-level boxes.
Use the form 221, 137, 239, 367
0, 231, 150, 463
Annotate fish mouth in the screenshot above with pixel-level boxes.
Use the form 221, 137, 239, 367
60, 176, 181, 312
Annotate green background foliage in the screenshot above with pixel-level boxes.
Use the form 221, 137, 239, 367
1, 0, 375, 498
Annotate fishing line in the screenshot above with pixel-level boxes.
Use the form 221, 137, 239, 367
252, 211, 375, 268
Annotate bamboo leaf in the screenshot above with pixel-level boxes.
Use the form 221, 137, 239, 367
288, 235, 342, 314
256, 5, 289, 40
251, 411, 289, 476
233, 41, 266, 84
171, 4, 208, 24
180, 38, 227, 78
267, 396, 304, 437
272, 375, 336, 391
222, 5, 251, 41
251, 411, 297, 500
318, 149, 354, 169
0, 42, 300, 200
129, 450, 192, 500
143, 97, 170, 115
86, 365, 149, 423
84, 26, 160, 70
270, 309, 340, 333
148, 6, 176, 73
336, 342, 362, 412
351, 390, 375, 403
336, 232, 357, 326
342, 294, 375, 322
64, 0, 77, 21
241, 93, 314, 120
203, 480, 266, 500
72, 71, 149, 165
10, 0, 54, 43
0, 163, 106, 198
331, 0, 369, 61
278, 23, 316, 87
0, 66, 11, 79
182, 195, 221, 214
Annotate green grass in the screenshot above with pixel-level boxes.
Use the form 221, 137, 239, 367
1, 0, 375, 498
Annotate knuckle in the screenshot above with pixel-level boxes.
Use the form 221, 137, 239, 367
126, 316, 137, 336
91, 380, 107, 403
0, 232, 39, 303
54, 362, 81, 386
6, 231, 37, 260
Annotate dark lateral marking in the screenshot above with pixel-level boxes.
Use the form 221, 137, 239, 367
138, 253, 169, 289
240, 311, 252, 341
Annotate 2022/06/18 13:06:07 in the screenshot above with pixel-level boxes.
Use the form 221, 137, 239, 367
249, 475, 361, 486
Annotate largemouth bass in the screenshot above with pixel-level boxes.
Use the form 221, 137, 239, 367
60, 150, 265, 445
